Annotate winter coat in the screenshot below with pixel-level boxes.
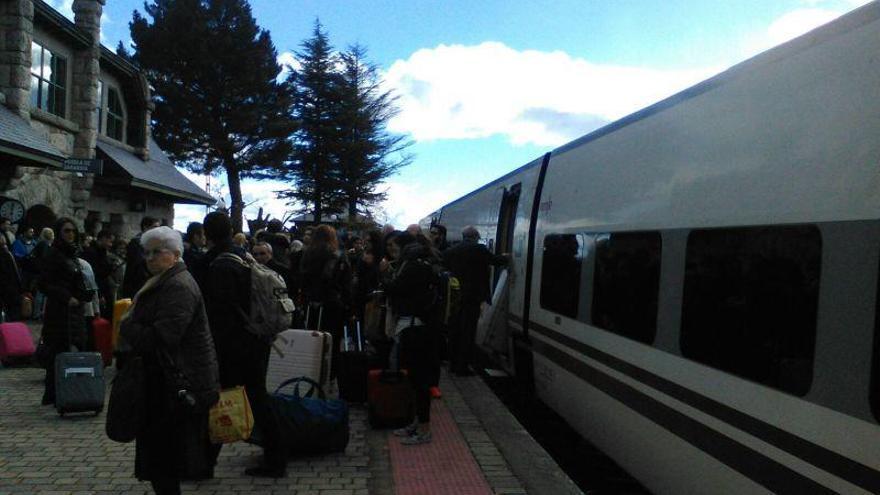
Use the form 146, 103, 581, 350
193, 244, 259, 387
0, 247, 21, 315
300, 248, 352, 313
121, 234, 148, 298
384, 243, 436, 319
442, 239, 508, 304
81, 245, 113, 301
119, 261, 219, 481
37, 242, 91, 340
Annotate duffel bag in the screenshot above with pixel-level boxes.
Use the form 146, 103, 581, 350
251, 376, 349, 456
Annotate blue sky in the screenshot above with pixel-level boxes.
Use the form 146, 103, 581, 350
51, 0, 871, 229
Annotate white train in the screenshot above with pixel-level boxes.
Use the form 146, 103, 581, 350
421, 2, 880, 493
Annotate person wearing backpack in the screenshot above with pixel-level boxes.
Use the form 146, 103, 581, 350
194, 212, 287, 479
381, 231, 441, 445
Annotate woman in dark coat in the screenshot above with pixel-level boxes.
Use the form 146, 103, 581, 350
37, 218, 92, 405
381, 232, 440, 445
119, 226, 220, 495
299, 224, 352, 382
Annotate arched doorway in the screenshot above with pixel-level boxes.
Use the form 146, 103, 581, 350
23, 204, 56, 235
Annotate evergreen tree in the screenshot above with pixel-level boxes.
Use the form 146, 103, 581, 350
279, 21, 344, 223
129, 0, 295, 232
336, 44, 412, 219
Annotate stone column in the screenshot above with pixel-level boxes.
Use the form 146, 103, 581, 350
0, 0, 34, 120
70, 0, 104, 160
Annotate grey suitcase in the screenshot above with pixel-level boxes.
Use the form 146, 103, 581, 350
55, 305, 104, 416
55, 351, 104, 416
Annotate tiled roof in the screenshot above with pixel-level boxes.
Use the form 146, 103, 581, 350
96, 139, 215, 205
0, 104, 65, 165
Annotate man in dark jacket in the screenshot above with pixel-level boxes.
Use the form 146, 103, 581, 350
195, 212, 286, 478
442, 226, 508, 375
81, 230, 115, 315
121, 216, 160, 298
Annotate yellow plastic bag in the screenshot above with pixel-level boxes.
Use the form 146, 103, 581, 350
208, 386, 253, 444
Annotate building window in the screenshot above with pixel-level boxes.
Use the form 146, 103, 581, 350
680, 225, 821, 396
95, 80, 103, 133
106, 87, 124, 141
30, 41, 67, 117
540, 234, 584, 318
591, 232, 662, 344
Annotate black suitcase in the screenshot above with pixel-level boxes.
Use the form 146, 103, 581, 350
55, 352, 104, 415
338, 322, 369, 403
55, 307, 104, 416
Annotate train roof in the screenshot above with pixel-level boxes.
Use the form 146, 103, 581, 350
425, 0, 880, 217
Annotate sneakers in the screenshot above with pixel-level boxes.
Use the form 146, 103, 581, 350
393, 422, 418, 437
429, 386, 442, 399
400, 431, 432, 446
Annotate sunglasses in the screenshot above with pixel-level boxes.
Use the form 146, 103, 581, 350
62, 228, 76, 233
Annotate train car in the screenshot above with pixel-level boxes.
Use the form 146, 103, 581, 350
423, 2, 880, 493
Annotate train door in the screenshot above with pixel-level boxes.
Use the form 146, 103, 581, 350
479, 184, 521, 369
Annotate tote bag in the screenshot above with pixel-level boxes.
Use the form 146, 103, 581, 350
208, 386, 253, 444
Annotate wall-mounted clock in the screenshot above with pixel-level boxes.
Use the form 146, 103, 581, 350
0, 198, 25, 224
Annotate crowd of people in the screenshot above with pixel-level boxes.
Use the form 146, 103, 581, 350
0, 211, 507, 495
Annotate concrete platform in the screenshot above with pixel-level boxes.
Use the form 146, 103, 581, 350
0, 323, 580, 494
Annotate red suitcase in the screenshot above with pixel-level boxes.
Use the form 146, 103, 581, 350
92, 317, 113, 367
0, 322, 35, 365
367, 369, 414, 428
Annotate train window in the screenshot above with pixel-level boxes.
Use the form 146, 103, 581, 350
680, 225, 821, 396
872, 256, 880, 421
540, 234, 584, 318
591, 232, 662, 344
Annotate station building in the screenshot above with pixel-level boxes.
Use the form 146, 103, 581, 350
0, 0, 213, 240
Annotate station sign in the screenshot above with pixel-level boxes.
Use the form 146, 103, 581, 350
62, 158, 103, 175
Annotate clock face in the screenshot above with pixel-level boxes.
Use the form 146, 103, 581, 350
0, 199, 25, 224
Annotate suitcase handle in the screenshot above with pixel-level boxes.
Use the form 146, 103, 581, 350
65, 367, 95, 377
274, 376, 326, 399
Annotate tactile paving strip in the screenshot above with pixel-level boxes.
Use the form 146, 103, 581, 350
389, 399, 494, 495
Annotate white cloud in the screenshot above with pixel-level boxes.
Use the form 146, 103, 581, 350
383, 42, 721, 147
376, 179, 471, 228
173, 170, 296, 232
742, 1, 872, 57
47, 0, 109, 43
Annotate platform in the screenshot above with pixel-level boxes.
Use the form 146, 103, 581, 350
0, 324, 580, 494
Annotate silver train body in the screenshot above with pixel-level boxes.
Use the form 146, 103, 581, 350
421, 3, 880, 493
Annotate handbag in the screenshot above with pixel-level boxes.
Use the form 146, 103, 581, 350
251, 376, 349, 455
208, 386, 253, 444
105, 356, 145, 443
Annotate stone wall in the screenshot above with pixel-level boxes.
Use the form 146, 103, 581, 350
85, 191, 174, 241
0, 0, 34, 119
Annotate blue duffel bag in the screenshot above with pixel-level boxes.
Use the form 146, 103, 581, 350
251, 376, 350, 456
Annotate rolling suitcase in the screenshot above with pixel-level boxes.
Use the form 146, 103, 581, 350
56, 309, 105, 416
92, 317, 113, 367
367, 369, 414, 428
266, 305, 332, 392
0, 321, 36, 365
338, 322, 369, 403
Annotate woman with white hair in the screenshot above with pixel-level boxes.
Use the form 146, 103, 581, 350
119, 226, 220, 494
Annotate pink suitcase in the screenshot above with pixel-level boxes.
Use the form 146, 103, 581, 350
0, 322, 36, 365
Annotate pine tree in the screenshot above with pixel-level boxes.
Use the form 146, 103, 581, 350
129, 0, 295, 232
336, 44, 412, 219
278, 21, 344, 223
